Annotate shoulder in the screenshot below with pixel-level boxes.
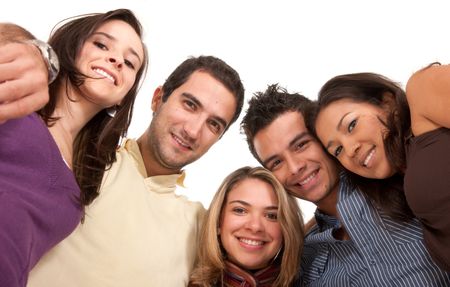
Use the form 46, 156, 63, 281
407, 63, 445, 88
406, 63, 450, 134
406, 63, 450, 105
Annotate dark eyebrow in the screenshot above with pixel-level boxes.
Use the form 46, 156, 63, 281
325, 111, 350, 150
262, 131, 309, 167
92, 31, 142, 63
337, 112, 350, 131
182, 92, 228, 129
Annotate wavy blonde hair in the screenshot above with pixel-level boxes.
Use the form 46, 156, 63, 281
189, 166, 304, 287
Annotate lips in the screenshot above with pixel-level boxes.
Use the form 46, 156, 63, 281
298, 170, 318, 186
361, 146, 375, 167
291, 169, 319, 190
172, 133, 192, 150
92, 67, 117, 85
239, 237, 265, 246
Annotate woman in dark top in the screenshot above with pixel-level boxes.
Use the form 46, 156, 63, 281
311, 65, 450, 271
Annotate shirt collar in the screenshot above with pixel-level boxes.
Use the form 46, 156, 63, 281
123, 139, 185, 193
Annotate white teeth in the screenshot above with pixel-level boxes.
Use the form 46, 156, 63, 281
173, 135, 190, 148
239, 238, 264, 246
93, 68, 115, 83
299, 171, 316, 186
363, 149, 375, 167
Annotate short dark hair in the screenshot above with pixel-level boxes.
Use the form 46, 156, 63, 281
241, 84, 312, 164
161, 55, 245, 132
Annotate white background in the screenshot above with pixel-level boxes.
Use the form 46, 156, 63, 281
3, 0, 450, 220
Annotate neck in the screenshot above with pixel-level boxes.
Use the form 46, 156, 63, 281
48, 84, 103, 168
315, 181, 351, 241
136, 131, 181, 177
315, 183, 340, 217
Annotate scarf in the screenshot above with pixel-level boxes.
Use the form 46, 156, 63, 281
221, 260, 280, 287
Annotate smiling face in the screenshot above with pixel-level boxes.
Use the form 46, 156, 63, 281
315, 99, 395, 179
76, 19, 144, 110
219, 177, 282, 270
253, 111, 339, 210
143, 70, 237, 175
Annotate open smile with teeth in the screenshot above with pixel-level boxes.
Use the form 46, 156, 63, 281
93, 68, 116, 84
363, 148, 375, 167
172, 134, 191, 150
298, 170, 318, 186
239, 237, 264, 246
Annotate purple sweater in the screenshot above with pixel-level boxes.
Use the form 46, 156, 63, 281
0, 113, 81, 287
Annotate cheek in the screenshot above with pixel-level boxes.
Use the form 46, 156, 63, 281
272, 225, 283, 242
272, 170, 286, 185
315, 126, 329, 148
219, 218, 238, 251
269, 224, 283, 251
122, 73, 137, 91
340, 159, 362, 175
198, 132, 220, 152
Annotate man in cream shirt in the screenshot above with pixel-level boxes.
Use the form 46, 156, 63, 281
0, 44, 244, 285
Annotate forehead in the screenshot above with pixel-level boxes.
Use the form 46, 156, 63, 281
175, 71, 237, 123
253, 111, 307, 158
227, 178, 277, 205
316, 99, 384, 131
91, 19, 144, 61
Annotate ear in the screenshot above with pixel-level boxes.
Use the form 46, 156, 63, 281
151, 86, 164, 112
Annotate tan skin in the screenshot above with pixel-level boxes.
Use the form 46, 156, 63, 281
138, 71, 237, 177
49, 20, 144, 168
406, 64, 450, 136
253, 111, 349, 240
0, 39, 49, 124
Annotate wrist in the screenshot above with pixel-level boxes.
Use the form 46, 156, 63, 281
25, 39, 60, 84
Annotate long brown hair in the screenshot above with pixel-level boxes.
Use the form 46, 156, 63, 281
311, 72, 414, 222
38, 9, 149, 209
189, 166, 304, 287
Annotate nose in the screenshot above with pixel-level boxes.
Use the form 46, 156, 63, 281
245, 214, 264, 233
343, 139, 360, 158
286, 154, 305, 175
108, 56, 123, 69
183, 118, 203, 140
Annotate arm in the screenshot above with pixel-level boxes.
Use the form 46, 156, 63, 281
406, 63, 450, 135
0, 23, 50, 123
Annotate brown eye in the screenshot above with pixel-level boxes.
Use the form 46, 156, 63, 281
348, 119, 357, 132
94, 41, 107, 50
334, 146, 343, 157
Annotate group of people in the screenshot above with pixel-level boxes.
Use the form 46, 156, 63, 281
0, 8, 448, 287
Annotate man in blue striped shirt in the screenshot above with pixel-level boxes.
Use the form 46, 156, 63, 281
241, 84, 450, 286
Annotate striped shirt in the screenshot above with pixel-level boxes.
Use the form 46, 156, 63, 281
300, 173, 450, 286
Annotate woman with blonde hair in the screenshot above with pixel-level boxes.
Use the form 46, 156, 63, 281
189, 166, 304, 287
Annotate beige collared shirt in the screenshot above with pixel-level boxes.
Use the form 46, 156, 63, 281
28, 139, 206, 287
